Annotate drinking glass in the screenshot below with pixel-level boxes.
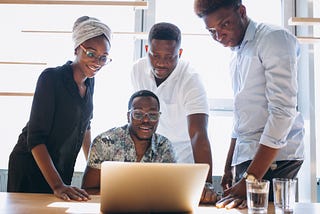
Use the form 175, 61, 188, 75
273, 178, 297, 213
246, 179, 270, 213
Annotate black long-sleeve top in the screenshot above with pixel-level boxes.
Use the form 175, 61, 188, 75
8, 61, 94, 192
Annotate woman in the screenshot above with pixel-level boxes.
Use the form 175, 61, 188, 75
7, 16, 112, 201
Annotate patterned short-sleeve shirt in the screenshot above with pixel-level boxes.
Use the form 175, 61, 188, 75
88, 125, 177, 169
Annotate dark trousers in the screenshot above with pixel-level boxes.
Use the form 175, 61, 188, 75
234, 160, 303, 202
7, 152, 52, 193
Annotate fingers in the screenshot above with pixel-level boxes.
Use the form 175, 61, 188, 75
73, 187, 91, 200
225, 198, 244, 209
60, 192, 70, 201
216, 195, 234, 208
56, 186, 90, 201
216, 195, 246, 209
201, 191, 216, 204
200, 186, 218, 204
238, 199, 247, 209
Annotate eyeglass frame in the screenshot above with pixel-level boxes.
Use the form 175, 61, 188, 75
128, 109, 161, 122
79, 44, 112, 65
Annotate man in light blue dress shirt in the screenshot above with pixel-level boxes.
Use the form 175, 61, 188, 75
194, 0, 304, 208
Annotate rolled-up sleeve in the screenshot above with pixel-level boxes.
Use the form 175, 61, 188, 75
259, 30, 300, 148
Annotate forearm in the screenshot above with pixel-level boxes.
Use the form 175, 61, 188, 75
81, 166, 101, 194
82, 130, 91, 161
31, 144, 64, 191
224, 138, 236, 173
245, 144, 279, 179
192, 136, 213, 183
188, 114, 213, 183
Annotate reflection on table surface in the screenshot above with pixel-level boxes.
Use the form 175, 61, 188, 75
1, 192, 320, 214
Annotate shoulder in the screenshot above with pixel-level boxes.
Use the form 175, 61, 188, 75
251, 23, 299, 57
94, 126, 127, 142
174, 59, 200, 80
256, 23, 297, 44
131, 57, 151, 82
38, 62, 72, 81
176, 59, 193, 71
132, 57, 148, 70
175, 60, 205, 87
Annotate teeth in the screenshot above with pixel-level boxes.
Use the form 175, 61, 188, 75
89, 65, 100, 71
140, 126, 150, 130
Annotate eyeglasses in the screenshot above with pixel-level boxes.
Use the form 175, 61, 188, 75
80, 45, 112, 65
129, 109, 161, 122
148, 50, 178, 64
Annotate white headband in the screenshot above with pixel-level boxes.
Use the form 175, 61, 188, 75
72, 16, 112, 49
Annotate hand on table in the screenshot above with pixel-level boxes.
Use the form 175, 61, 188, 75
53, 184, 91, 201
200, 182, 221, 204
216, 179, 247, 209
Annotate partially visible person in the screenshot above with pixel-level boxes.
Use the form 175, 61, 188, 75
81, 90, 176, 193
130, 22, 217, 204
7, 16, 112, 201
194, 0, 304, 209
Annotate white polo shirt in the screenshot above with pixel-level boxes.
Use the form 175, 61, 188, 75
131, 57, 209, 163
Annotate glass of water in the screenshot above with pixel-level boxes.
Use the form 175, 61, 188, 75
273, 178, 297, 213
246, 179, 270, 213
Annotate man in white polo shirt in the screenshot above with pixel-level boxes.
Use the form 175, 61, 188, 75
131, 22, 217, 204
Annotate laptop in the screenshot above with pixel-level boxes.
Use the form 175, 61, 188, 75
100, 161, 209, 213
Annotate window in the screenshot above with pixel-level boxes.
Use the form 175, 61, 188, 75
315, 17, 320, 179
0, 0, 297, 178
0, 3, 138, 171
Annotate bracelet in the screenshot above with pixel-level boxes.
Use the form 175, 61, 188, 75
204, 182, 215, 190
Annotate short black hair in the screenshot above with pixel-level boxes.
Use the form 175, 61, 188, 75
194, 0, 241, 18
128, 90, 160, 110
148, 22, 181, 47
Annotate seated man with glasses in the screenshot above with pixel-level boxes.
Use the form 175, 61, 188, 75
81, 90, 177, 194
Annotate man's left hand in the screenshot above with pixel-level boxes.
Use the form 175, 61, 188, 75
215, 179, 247, 209
200, 182, 221, 204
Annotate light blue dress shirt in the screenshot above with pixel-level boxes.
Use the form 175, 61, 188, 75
230, 20, 304, 166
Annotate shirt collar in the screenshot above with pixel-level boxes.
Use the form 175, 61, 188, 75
150, 134, 158, 155
231, 19, 257, 52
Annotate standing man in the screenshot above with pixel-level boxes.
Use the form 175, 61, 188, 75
131, 22, 217, 203
194, 0, 304, 209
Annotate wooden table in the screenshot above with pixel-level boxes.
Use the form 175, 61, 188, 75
1, 192, 320, 213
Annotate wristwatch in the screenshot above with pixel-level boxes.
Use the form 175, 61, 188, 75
242, 172, 257, 182
204, 182, 215, 190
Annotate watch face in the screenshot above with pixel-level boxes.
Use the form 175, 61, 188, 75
243, 172, 257, 182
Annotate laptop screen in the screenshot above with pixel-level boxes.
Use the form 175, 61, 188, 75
100, 161, 209, 213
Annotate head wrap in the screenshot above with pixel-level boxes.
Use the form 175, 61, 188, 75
72, 16, 112, 49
